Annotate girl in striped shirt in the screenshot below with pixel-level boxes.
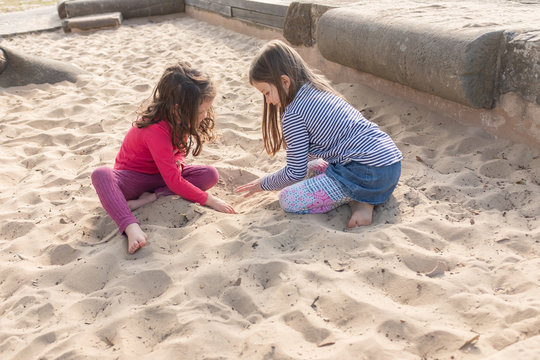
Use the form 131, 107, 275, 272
236, 40, 402, 227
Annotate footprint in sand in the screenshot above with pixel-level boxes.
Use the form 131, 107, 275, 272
47, 243, 80, 265
221, 286, 266, 321
26, 119, 67, 131
398, 226, 448, 252
282, 310, 335, 347
376, 318, 420, 343
218, 129, 261, 150
479, 159, 512, 178
425, 183, 460, 202
121, 270, 172, 303
62, 253, 118, 294
1, 220, 35, 240
217, 167, 260, 189
96, 307, 181, 351
365, 267, 447, 306
66, 297, 109, 323
20, 154, 47, 170
397, 248, 452, 276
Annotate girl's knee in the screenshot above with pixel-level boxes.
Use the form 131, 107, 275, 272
91, 166, 112, 185
208, 166, 219, 187
279, 187, 298, 213
199, 166, 219, 190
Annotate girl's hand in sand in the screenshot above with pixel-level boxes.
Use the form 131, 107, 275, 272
235, 178, 263, 197
205, 194, 236, 214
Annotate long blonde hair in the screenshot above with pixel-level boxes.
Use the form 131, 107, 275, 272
249, 40, 339, 156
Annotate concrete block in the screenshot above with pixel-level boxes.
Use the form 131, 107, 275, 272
0, 46, 87, 87
62, 12, 122, 32
317, 8, 505, 109
500, 30, 540, 105
283, 1, 333, 47
283, 2, 313, 46
0, 49, 7, 74
57, 0, 184, 20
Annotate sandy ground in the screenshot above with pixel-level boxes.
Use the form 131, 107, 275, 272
0, 0, 56, 13
0, 12, 539, 360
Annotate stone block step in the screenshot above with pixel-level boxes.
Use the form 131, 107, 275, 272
316, 8, 504, 109
57, 0, 184, 20
62, 12, 123, 33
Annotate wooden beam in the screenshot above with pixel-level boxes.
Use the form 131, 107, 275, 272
231, 7, 284, 28
184, 0, 232, 17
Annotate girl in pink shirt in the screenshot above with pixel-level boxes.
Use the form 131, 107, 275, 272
92, 62, 235, 254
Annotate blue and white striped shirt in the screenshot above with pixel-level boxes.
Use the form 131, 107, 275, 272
261, 83, 402, 191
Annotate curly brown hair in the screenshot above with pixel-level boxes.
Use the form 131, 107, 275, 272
136, 61, 216, 156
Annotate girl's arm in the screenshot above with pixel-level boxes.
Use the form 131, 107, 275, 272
146, 127, 235, 213
235, 178, 263, 197
146, 126, 208, 205
236, 113, 310, 196
260, 113, 310, 191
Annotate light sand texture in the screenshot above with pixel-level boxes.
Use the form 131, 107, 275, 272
0, 14, 539, 360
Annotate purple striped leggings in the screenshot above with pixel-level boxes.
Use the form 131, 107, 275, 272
91, 165, 218, 234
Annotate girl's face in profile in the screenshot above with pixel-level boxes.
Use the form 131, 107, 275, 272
253, 75, 290, 108
253, 81, 281, 107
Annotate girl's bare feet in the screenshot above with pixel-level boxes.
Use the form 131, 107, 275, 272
127, 192, 157, 210
124, 223, 147, 253
348, 201, 374, 228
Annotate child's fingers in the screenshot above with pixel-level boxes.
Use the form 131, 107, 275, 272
235, 184, 254, 194
241, 188, 257, 198
235, 184, 248, 193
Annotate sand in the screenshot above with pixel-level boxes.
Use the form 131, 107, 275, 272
0, 12, 539, 360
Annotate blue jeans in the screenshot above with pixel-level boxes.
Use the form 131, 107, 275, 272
325, 161, 401, 205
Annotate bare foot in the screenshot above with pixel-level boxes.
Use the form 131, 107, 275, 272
127, 192, 157, 211
124, 223, 147, 253
348, 201, 374, 228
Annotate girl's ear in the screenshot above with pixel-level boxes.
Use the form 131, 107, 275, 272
280, 75, 291, 92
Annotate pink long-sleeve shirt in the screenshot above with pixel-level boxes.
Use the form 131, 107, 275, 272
114, 120, 208, 205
